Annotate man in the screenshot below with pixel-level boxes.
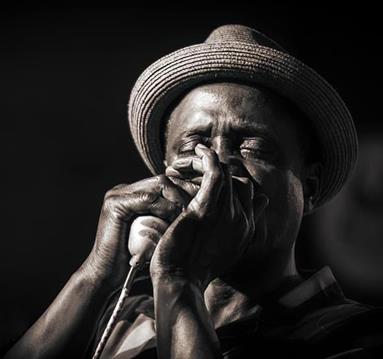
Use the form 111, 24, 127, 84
4, 25, 382, 359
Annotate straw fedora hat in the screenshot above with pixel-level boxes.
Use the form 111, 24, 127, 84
128, 24, 358, 208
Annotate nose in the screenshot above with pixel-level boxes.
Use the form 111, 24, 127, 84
211, 136, 246, 176
211, 136, 231, 163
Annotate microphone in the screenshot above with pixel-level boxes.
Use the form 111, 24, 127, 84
128, 215, 169, 268
92, 215, 169, 359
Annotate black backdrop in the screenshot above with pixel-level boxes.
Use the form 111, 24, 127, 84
1, 4, 382, 346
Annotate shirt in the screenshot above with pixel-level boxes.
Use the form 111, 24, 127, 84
90, 267, 383, 358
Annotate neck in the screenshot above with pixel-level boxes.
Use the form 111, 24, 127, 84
204, 248, 301, 328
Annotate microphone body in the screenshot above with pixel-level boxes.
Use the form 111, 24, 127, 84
128, 215, 169, 267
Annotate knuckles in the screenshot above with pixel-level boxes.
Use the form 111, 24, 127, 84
101, 177, 181, 222
152, 174, 171, 192
111, 183, 130, 192
102, 183, 156, 218
154, 174, 168, 185
102, 194, 119, 214
101, 195, 128, 222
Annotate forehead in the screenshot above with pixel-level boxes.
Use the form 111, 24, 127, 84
165, 82, 302, 141
174, 82, 268, 117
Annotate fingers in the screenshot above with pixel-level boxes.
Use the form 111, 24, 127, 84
107, 175, 190, 209
250, 194, 269, 247
103, 191, 181, 223
161, 183, 190, 210
168, 156, 204, 175
139, 216, 169, 233
166, 158, 203, 187
232, 177, 268, 231
166, 175, 200, 198
166, 147, 268, 225
166, 145, 237, 218
104, 175, 192, 223
186, 144, 226, 217
232, 176, 254, 199
232, 176, 254, 218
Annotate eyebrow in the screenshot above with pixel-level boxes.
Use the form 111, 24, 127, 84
170, 122, 278, 150
230, 122, 275, 138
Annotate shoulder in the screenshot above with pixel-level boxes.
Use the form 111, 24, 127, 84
289, 300, 379, 340
222, 302, 383, 359
221, 267, 383, 358
306, 302, 383, 356
273, 298, 383, 358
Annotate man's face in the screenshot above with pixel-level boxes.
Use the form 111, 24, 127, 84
164, 82, 308, 273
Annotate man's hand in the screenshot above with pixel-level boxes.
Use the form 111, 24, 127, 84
81, 175, 191, 289
150, 144, 269, 291
4, 175, 198, 359
150, 144, 268, 359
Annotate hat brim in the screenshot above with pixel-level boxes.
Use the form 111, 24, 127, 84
128, 42, 358, 208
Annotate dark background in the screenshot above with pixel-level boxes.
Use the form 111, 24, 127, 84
1, 4, 382, 347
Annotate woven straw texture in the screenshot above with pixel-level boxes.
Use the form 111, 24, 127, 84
128, 25, 358, 208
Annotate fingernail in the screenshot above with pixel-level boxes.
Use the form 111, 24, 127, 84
165, 166, 182, 177
195, 143, 206, 149
191, 177, 203, 185
195, 144, 207, 156
172, 158, 192, 169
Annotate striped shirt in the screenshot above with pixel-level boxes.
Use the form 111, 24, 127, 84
91, 267, 383, 358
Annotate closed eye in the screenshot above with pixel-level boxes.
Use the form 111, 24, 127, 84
240, 138, 277, 160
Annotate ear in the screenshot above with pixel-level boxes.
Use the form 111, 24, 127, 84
163, 159, 168, 167
302, 162, 322, 215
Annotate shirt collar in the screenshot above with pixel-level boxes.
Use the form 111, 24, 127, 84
278, 266, 341, 310
216, 267, 346, 340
